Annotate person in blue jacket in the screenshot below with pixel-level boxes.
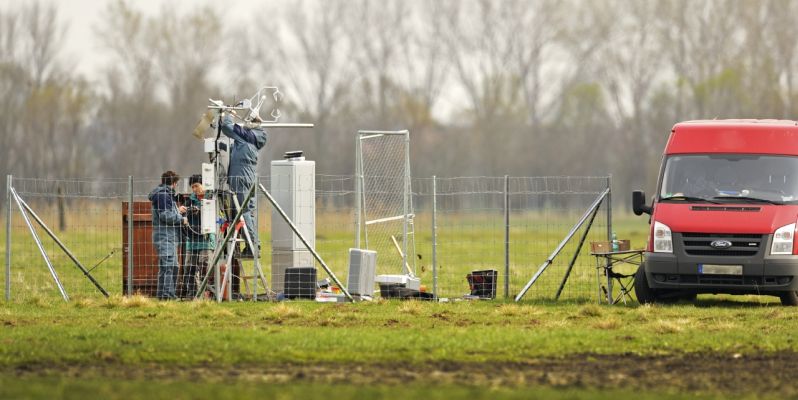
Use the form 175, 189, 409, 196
220, 113, 267, 257
148, 171, 187, 299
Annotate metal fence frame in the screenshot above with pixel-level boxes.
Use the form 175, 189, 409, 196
3, 173, 611, 303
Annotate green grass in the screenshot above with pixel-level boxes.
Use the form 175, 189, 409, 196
1, 298, 794, 366
3, 213, 795, 398
1, 298, 796, 398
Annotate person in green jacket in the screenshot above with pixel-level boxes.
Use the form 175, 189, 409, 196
180, 174, 216, 298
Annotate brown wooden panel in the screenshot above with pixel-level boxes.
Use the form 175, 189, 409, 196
123, 201, 238, 298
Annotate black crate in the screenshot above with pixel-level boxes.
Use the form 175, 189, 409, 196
467, 270, 497, 299
378, 283, 404, 299
284, 267, 317, 299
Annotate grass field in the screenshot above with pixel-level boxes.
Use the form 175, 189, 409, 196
2, 295, 798, 399
2, 214, 797, 398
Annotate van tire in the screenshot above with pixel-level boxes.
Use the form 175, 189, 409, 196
779, 291, 798, 306
634, 266, 656, 304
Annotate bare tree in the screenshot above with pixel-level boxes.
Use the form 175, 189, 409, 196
19, 2, 65, 88
654, 0, 745, 118
759, 0, 798, 117
275, 0, 356, 171
513, 0, 564, 130
442, 0, 525, 124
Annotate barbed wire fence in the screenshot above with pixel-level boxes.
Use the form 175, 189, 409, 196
2, 173, 610, 303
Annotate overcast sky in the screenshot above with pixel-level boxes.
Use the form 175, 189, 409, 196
0, 0, 267, 81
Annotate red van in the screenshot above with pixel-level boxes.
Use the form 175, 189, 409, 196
633, 120, 798, 305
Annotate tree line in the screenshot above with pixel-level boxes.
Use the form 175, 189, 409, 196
1, 0, 797, 209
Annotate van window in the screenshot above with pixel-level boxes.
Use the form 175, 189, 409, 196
660, 154, 798, 203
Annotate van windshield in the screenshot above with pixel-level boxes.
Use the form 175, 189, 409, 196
660, 154, 798, 204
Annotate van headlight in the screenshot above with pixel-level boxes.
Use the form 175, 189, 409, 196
653, 221, 673, 253
771, 223, 796, 255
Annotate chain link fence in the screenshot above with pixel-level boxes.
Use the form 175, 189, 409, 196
2, 174, 610, 303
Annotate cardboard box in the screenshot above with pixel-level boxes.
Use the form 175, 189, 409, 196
590, 240, 630, 253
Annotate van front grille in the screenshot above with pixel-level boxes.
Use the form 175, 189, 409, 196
681, 233, 763, 257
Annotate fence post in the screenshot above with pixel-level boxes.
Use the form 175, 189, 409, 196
605, 175, 613, 303
253, 173, 259, 302
432, 175, 437, 299
354, 136, 361, 249
504, 175, 510, 299
5, 174, 11, 301
127, 176, 134, 297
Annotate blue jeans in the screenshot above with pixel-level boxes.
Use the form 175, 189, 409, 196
229, 177, 258, 248
154, 232, 179, 299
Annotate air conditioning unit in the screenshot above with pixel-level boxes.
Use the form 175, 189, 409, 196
347, 248, 377, 296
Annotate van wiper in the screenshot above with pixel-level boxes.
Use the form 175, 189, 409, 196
712, 196, 784, 205
660, 195, 719, 204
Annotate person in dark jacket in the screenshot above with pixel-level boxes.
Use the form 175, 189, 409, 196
220, 113, 267, 257
180, 174, 216, 298
148, 171, 187, 300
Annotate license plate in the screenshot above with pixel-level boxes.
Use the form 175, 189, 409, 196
699, 264, 743, 275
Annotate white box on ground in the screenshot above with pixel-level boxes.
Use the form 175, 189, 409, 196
201, 163, 215, 191
348, 248, 377, 296
201, 198, 215, 234
270, 158, 315, 251
271, 250, 314, 293
375, 274, 420, 290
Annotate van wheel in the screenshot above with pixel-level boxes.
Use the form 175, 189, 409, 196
634, 266, 656, 304
779, 291, 798, 306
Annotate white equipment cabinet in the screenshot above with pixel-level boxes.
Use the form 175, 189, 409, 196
270, 154, 316, 293
347, 249, 377, 296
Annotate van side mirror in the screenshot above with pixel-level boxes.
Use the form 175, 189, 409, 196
632, 190, 652, 216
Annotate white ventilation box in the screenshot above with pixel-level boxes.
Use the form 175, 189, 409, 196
347, 249, 377, 296
201, 198, 216, 234
201, 163, 215, 191
271, 153, 317, 293
204, 138, 216, 153
270, 157, 315, 250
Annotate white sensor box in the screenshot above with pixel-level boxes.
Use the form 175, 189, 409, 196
201, 198, 215, 234
201, 163, 215, 191
203, 138, 215, 153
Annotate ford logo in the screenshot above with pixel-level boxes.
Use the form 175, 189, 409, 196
710, 240, 733, 249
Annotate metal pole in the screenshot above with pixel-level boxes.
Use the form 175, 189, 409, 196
127, 176, 134, 296
606, 176, 613, 304
355, 136, 361, 248
402, 132, 409, 275
432, 176, 437, 299
16, 195, 109, 297
258, 183, 353, 301
504, 175, 510, 299
515, 188, 609, 302
257, 123, 314, 128
5, 175, 11, 301
11, 188, 68, 301
253, 173, 259, 301
555, 204, 601, 300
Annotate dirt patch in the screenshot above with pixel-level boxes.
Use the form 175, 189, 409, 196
5, 353, 798, 396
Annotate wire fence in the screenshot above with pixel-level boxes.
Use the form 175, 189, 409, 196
1, 174, 610, 303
